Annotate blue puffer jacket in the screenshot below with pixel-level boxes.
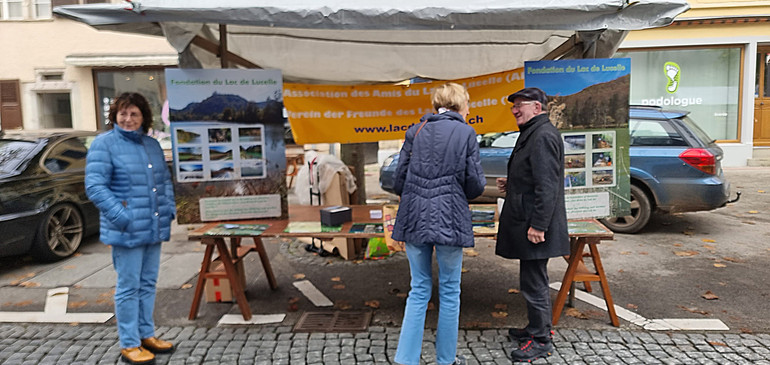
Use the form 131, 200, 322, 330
391, 111, 485, 247
85, 125, 176, 247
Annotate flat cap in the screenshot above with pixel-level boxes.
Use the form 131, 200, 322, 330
507, 87, 548, 106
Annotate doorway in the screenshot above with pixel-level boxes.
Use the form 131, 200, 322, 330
755, 47, 770, 146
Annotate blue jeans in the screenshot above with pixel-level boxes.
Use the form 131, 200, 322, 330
395, 242, 463, 365
111, 243, 161, 349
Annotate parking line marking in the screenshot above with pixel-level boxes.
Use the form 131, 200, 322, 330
293, 280, 333, 307
0, 287, 113, 323
550, 282, 729, 331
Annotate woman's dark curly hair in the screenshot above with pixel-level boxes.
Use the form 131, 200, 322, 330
107, 92, 153, 133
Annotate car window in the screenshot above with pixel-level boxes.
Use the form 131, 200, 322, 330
680, 116, 716, 145
629, 119, 688, 146
0, 140, 40, 174
43, 137, 88, 173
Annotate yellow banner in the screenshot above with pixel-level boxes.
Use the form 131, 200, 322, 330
284, 68, 524, 144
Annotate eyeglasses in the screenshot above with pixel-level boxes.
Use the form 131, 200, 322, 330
510, 101, 536, 110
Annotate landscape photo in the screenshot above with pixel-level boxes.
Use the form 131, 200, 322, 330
178, 147, 203, 162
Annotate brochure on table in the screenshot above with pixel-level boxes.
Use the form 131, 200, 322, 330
166, 69, 287, 223
524, 58, 632, 220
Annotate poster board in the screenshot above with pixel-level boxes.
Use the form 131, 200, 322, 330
524, 58, 632, 219
166, 69, 287, 223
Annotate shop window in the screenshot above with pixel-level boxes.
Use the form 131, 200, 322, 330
616, 47, 741, 141
94, 69, 169, 139
1, 0, 24, 20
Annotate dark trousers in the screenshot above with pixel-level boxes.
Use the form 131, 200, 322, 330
520, 258, 552, 342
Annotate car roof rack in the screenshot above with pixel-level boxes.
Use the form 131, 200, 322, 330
629, 105, 662, 110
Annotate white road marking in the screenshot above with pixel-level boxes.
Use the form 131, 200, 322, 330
550, 282, 729, 331
0, 287, 113, 323
293, 280, 333, 307
217, 313, 285, 325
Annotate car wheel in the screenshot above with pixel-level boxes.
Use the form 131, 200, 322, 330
600, 184, 652, 234
31, 203, 84, 261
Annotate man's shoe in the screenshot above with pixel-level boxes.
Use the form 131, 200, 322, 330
120, 347, 155, 364
140, 337, 175, 354
510, 339, 553, 363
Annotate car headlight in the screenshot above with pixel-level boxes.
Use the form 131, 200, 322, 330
382, 155, 395, 168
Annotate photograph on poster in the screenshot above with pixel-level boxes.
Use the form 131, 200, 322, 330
180, 163, 203, 172
565, 171, 586, 188
208, 128, 232, 143
209, 145, 233, 161
593, 133, 613, 149
592, 152, 613, 167
240, 143, 263, 159
241, 160, 265, 178
239, 127, 262, 142
565, 154, 586, 169
592, 170, 614, 185
210, 162, 235, 180
178, 147, 203, 161
563, 135, 586, 152
176, 128, 203, 144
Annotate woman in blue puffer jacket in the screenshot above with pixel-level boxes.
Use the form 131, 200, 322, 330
392, 83, 485, 365
85, 92, 176, 365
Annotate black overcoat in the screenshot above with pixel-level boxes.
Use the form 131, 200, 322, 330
495, 114, 570, 260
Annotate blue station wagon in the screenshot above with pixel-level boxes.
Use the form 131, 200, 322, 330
379, 106, 736, 233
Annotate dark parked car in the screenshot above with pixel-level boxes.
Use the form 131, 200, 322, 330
380, 106, 735, 233
0, 129, 100, 261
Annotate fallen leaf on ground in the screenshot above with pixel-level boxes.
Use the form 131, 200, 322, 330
683, 231, 694, 236
708, 341, 727, 347
71, 284, 82, 289
464, 249, 479, 257
742, 221, 756, 225
331, 277, 341, 281
748, 210, 759, 214
701, 291, 719, 300
461, 267, 469, 273
620, 251, 632, 255
396, 293, 407, 298
674, 250, 699, 257
701, 239, 716, 243
7, 301, 34, 307
62, 265, 77, 270
758, 190, 766, 193
73, 253, 82, 257
180, 284, 193, 289
287, 303, 299, 312
740, 328, 754, 334
332, 284, 346, 290
672, 243, 682, 247
678, 305, 709, 315
638, 251, 649, 255
702, 244, 716, 250
292, 273, 305, 280
494, 303, 508, 310
353, 260, 363, 264
723, 257, 743, 263
491, 311, 508, 318
618, 269, 624, 273
334, 300, 352, 310
565, 307, 588, 319
626, 303, 638, 310
713, 263, 727, 268
68, 301, 88, 309
18, 281, 40, 288
288, 297, 300, 304
508, 288, 520, 294
364, 300, 380, 309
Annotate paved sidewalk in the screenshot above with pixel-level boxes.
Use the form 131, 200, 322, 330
2, 323, 770, 364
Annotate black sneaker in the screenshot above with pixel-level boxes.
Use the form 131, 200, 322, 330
510, 339, 553, 362
451, 354, 467, 365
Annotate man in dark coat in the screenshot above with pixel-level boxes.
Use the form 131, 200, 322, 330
495, 87, 569, 363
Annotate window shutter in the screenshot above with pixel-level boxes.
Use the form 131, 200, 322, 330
0, 80, 23, 130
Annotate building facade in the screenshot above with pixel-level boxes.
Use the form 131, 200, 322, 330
0, 0, 176, 137
620, 0, 770, 166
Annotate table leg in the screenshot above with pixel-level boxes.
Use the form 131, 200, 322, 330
552, 238, 586, 326
589, 243, 620, 327
253, 237, 278, 290
214, 238, 252, 320
189, 242, 214, 320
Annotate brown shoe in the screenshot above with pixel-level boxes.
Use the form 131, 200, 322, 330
120, 347, 155, 364
141, 337, 175, 354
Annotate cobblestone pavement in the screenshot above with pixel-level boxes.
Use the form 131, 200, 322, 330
2, 324, 770, 365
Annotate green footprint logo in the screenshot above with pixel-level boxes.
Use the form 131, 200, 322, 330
664, 62, 680, 94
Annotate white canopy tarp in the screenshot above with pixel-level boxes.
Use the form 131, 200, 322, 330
54, 0, 689, 83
